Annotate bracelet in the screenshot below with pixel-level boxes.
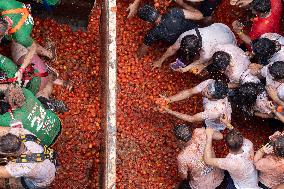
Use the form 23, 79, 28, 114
238, 30, 244, 35
18, 68, 25, 74
226, 123, 234, 130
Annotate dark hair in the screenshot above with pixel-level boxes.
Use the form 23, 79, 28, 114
252, 38, 277, 65
268, 61, 284, 80
231, 82, 265, 116
0, 18, 8, 35
251, 0, 271, 14
137, 4, 160, 23
212, 51, 231, 72
230, 82, 265, 116
0, 133, 21, 155
212, 80, 229, 99
225, 129, 243, 152
180, 34, 202, 59
274, 136, 284, 158
173, 124, 192, 142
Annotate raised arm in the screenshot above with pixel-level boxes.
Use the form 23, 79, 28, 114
127, 0, 142, 18
232, 20, 252, 45
254, 143, 273, 163
14, 42, 37, 82
203, 128, 223, 167
166, 87, 200, 103
153, 41, 181, 68
164, 107, 205, 122
266, 86, 284, 106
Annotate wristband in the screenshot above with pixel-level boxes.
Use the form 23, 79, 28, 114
238, 30, 244, 35
226, 123, 234, 130
19, 68, 25, 74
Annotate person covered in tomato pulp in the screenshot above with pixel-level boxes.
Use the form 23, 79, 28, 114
159, 79, 232, 131
0, 126, 56, 189
136, 4, 203, 58
174, 124, 225, 189
0, 0, 56, 85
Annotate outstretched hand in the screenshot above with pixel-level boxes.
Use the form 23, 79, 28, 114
14, 71, 23, 84
232, 20, 244, 33
127, 3, 139, 18
262, 143, 274, 154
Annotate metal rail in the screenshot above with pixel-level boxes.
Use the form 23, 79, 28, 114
99, 0, 117, 188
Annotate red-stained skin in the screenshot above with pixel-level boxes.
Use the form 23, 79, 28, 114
116, 1, 277, 188
0, 1, 277, 188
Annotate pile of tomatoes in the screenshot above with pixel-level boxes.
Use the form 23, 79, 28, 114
117, 0, 278, 188
30, 6, 102, 189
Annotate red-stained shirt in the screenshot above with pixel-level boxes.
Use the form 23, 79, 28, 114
249, 0, 282, 40
177, 128, 224, 189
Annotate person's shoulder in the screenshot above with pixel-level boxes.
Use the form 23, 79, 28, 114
168, 7, 183, 15
243, 138, 254, 148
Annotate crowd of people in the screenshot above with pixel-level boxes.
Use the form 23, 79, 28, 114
0, 0, 68, 188
127, 0, 284, 188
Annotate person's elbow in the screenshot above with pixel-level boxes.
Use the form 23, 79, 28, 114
194, 12, 204, 20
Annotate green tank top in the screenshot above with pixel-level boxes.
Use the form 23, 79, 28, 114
0, 54, 41, 95
0, 0, 34, 47
0, 89, 61, 146
37, 0, 61, 6
0, 54, 18, 77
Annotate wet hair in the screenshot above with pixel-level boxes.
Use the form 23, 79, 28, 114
274, 136, 284, 158
212, 80, 229, 99
5, 84, 25, 109
0, 133, 21, 155
251, 0, 271, 14
180, 34, 202, 60
173, 124, 192, 142
231, 82, 265, 116
137, 4, 160, 23
268, 61, 284, 80
225, 129, 243, 152
252, 38, 277, 65
212, 51, 231, 72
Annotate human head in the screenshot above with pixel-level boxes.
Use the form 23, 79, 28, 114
268, 61, 284, 80
232, 82, 265, 116
252, 38, 279, 65
137, 5, 160, 23
5, 84, 25, 110
180, 35, 202, 59
0, 133, 22, 156
251, 0, 271, 15
0, 18, 8, 40
202, 80, 228, 99
225, 129, 243, 152
173, 124, 192, 142
274, 136, 284, 158
211, 51, 231, 73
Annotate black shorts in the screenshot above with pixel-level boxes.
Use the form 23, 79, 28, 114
199, 0, 221, 17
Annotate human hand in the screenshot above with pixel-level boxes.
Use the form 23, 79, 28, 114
236, 0, 253, 7
205, 128, 214, 138
14, 70, 23, 84
262, 143, 274, 154
248, 63, 262, 75
269, 131, 282, 141
267, 101, 276, 112
152, 60, 163, 69
232, 20, 244, 33
127, 3, 139, 18
190, 64, 204, 75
